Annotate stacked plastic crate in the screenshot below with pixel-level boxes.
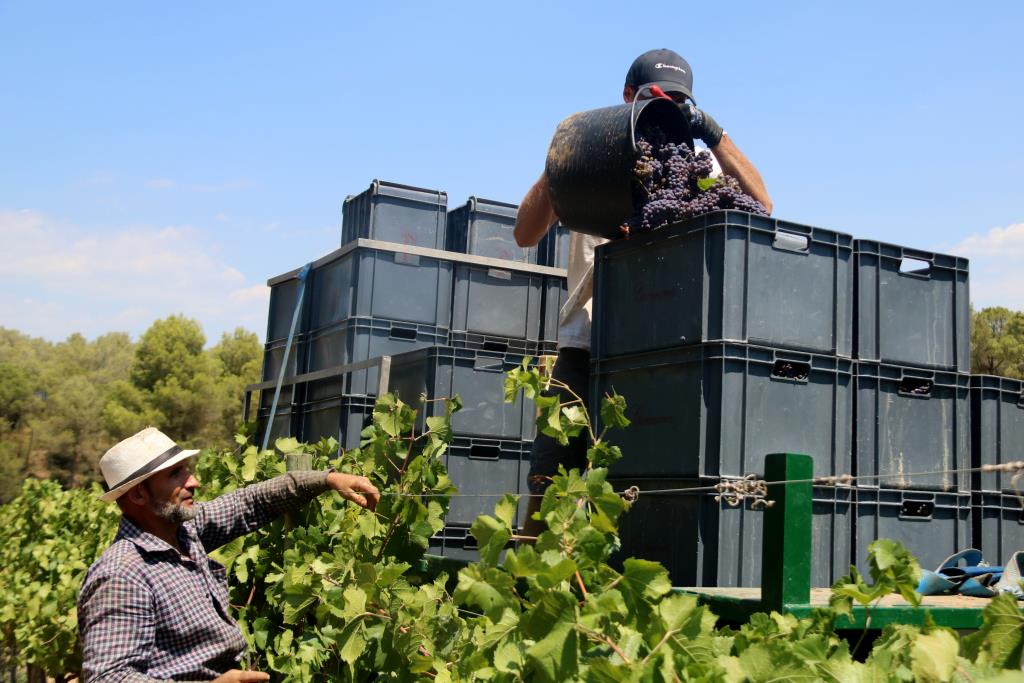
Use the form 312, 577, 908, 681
257, 180, 569, 560
589, 211, 856, 588
852, 242, 973, 577
971, 375, 1024, 567
425, 197, 565, 559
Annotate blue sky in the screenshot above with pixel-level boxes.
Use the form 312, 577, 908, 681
1, 0, 1022, 342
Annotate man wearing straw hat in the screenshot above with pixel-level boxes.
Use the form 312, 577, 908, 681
514, 48, 771, 537
78, 427, 380, 681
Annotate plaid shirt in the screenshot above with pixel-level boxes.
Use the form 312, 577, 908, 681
78, 471, 330, 682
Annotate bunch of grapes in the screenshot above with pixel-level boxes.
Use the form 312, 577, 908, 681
622, 125, 767, 234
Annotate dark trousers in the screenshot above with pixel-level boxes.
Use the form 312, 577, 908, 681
526, 347, 591, 495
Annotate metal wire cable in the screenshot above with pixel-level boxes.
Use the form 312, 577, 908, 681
327, 459, 1024, 505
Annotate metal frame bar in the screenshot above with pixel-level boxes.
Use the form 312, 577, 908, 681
243, 354, 392, 422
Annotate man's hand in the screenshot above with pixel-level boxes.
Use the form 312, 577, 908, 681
327, 472, 381, 511
682, 103, 724, 148
212, 670, 270, 682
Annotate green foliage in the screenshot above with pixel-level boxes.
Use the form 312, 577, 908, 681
0, 479, 119, 677
830, 538, 922, 618
972, 306, 1024, 378
0, 319, 262, 492
6, 363, 1024, 680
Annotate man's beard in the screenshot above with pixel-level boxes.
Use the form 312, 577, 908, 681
151, 500, 197, 524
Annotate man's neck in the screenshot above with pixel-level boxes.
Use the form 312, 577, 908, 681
125, 512, 184, 554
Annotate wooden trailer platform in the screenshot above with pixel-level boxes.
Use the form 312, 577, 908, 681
676, 453, 990, 630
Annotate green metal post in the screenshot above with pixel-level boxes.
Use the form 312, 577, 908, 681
761, 452, 813, 612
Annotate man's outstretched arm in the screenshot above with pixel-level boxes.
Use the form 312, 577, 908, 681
514, 173, 558, 247
685, 104, 772, 214
710, 134, 773, 214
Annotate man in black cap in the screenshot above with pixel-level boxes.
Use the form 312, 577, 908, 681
513, 48, 771, 537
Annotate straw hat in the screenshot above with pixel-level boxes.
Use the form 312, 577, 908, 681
99, 427, 199, 502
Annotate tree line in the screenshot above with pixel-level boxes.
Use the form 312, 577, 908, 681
0, 316, 262, 503
0, 305, 1021, 504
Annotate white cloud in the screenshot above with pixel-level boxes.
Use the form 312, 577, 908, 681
951, 222, 1024, 311
0, 209, 269, 342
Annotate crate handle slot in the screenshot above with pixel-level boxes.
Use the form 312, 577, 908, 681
468, 444, 501, 461
899, 256, 932, 276
473, 357, 504, 372
899, 500, 934, 519
464, 537, 479, 550
770, 360, 810, 382
482, 340, 510, 353
772, 230, 809, 253
389, 326, 417, 341
898, 377, 933, 397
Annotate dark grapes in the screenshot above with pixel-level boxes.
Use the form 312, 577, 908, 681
622, 126, 767, 235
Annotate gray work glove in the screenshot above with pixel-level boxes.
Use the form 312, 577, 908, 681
682, 103, 724, 147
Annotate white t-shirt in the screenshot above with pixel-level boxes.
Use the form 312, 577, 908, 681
557, 145, 722, 351
557, 232, 609, 350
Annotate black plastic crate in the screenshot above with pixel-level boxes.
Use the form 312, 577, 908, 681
259, 384, 298, 411
592, 343, 853, 480
853, 487, 971, 577
855, 363, 970, 492
446, 197, 535, 263
308, 243, 453, 330
262, 335, 306, 384
971, 375, 1024, 493
388, 346, 536, 441
300, 394, 375, 449
973, 491, 1024, 566
341, 179, 447, 250
592, 210, 854, 360
445, 437, 529, 526
451, 261, 544, 343
428, 525, 482, 562
854, 240, 970, 372
305, 317, 448, 399
610, 478, 853, 588
266, 275, 310, 343
538, 221, 569, 269
541, 275, 567, 351
256, 405, 299, 445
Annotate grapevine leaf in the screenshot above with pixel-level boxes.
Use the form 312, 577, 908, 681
342, 586, 366, 619
599, 391, 630, 431
587, 440, 622, 468
962, 592, 1024, 666
494, 641, 523, 673
493, 493, 518, 530
274, 437, 301, 454
738, 640, 816, 682
455, 564, 516, 620
337, 620, 366, 666
425, 414, 452, 441
241, 451, 259, 481
909, 629, 959, 683
524, 592, 579, 683
697, 177, 719, 191
621, 558, 672, 603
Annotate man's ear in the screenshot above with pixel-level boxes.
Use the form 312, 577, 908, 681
124, 482, 149, 506
623, 85, 635, 103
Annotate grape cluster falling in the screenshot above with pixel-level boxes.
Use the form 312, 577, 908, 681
622, 125, 768, 234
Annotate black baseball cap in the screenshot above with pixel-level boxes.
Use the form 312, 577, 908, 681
625, 48, 694, 102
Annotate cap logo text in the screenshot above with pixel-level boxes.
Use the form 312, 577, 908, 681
655, 62, 687, 75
